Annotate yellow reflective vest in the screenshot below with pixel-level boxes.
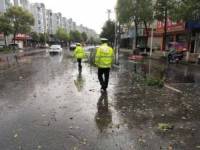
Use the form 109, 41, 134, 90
74, 46, 85, 59
95, 43, 114, 68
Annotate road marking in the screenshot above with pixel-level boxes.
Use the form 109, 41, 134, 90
164, 84, 183, 93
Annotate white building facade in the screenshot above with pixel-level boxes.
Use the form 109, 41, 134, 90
46, 9, 53, 34
0, 0, 12, 12
13, 0, 30, 10
30, 3, 46, 33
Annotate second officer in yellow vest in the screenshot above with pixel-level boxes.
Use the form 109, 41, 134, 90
95, 38, 114, 92
74, 43, 85, 72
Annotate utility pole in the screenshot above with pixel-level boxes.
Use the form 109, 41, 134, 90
106, 9, 111, 20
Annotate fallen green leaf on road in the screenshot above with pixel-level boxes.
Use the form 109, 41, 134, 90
158, 123, 174, 131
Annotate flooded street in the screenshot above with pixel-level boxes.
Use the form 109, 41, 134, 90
0, 51, 200, 150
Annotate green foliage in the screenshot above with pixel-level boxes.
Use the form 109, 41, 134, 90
0, 48, 11, 53
0, 14, 13, 36
154, 0, 175, 21
116, 0, 153, 24
30, 32, 39, 43
56, 28, 69, 42
173, 0, 200, 22
70, 30, 81, 42
0, 14, 13, 46
5, 6, 34, 34
39, 33, 49, 44
145, 77, 164, 88
81, 32, 88, 42
116, 0, 134, 24
100, 20, 115, 45
5, 6, 34, 45
158, 123, 174, 132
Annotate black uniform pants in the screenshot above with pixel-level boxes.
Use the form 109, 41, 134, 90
98, 68, 110, 90
77, 59, 82, 69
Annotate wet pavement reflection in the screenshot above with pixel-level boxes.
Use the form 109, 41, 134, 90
0, 51, 199, 150
95, 92, 112, 133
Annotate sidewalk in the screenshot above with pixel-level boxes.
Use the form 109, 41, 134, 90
0, 49, 46, 67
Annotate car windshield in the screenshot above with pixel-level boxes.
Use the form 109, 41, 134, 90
50, 45, 61, 48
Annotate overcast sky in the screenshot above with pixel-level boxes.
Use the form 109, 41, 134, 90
30, 0, 117, 34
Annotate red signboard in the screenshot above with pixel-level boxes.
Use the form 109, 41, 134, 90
157, 18, 185, 33
15, 34, 31, 40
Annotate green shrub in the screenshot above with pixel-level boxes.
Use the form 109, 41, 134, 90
160, 56, 167, 60
145, 77, 164, 88
0, 48, 11, 53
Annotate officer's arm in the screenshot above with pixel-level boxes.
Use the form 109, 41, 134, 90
95, 48, 100, 66
111, 48, 114, 64
73, 48, 77, 57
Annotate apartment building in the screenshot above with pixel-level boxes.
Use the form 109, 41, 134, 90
46, 9, 53, 34
0, 0, 12, 12
30, 3, 46, 33
13, 0, 30, 10
52, 12, 62, 34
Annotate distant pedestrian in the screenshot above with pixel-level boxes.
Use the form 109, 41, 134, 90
95, 38, 114, 92
74, 43, 85, 72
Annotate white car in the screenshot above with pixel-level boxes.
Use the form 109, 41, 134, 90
49, 45, 63, 54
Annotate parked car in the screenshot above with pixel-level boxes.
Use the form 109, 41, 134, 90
70, 43, 76, 51
49, 45, 62, 54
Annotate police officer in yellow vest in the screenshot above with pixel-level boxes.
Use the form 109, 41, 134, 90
95, 38, 114, 92
74, 43, 85, 71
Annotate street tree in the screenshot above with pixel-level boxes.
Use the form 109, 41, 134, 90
81, 32, 88, 43
70, 30, 81, 43
137, 0, 153, 47
116, 0, 153, 48
100, 20, 115, 46
154, 0, 175, 51
30, 32, 39, 47
5, 6, 34, 46
39, 33, 49, 45
56, 28, 69, 45
0, 13, 13, 47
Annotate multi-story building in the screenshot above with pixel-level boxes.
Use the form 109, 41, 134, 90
0, 0, 12, 12
61, 17, 68, 32
30, 3, 46, 33
13, 0, 30, 10
52, 12, 62, 34
46, 9, 53, 34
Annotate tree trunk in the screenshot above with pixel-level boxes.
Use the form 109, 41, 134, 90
13, 31, 16, 45
4, 35, 7, 47
162, 7, 168, 51
134, 20, 138, 49
144, 20, 149, 48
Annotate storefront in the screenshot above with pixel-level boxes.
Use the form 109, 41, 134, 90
156, 19, 187, 51
14, 34, 31, 48
186, 21, 200, 54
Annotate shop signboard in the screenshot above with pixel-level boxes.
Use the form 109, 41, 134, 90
157, 18, 185, 33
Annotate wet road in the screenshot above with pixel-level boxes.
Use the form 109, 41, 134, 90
0, 51, 200, 150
